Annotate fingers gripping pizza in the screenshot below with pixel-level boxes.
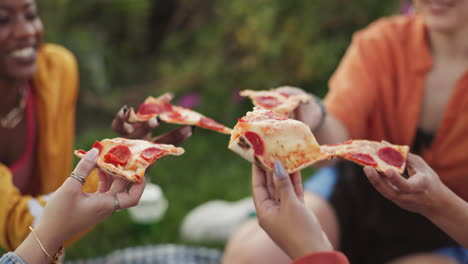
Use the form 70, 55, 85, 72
228, 107, 323, 173
126, 93, 232, 134
75, 138, 184, 183
240, 86, 313, 116
229, 108, 410, 174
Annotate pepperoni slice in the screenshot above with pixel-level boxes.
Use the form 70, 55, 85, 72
92, 141, 103, 153
346, 152, 377, 166
256, 96, 281, 108
166, 111, 186, 122
140, 147, 166, 162
200, 117, 226, 132
245, 131, 264, 155
104, 145, 131, 166
138, 102, 173, 115
76, 150, 87, 155
377, 147, 404, 167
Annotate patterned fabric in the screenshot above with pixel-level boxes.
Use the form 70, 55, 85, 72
66, 245, 222, 264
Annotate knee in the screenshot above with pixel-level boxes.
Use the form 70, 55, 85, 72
223, 219, 291, 264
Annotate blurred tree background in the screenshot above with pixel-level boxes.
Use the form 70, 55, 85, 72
35, 0, 399, 260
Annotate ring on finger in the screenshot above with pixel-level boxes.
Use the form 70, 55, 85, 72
70, 171, 86, 185
113, 195, 122, 212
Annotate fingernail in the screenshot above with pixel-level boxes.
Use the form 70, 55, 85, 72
274, 160, 287, 179
85, 148, 99, 161
148, 117, 158, 128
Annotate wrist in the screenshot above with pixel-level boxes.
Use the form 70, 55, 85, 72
32, 225, 65, 261
422, 185, 457, 220
290, 231, 333, 259
311, 95, 327, 133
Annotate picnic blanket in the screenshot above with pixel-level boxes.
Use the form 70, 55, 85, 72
65, 244, 222, 264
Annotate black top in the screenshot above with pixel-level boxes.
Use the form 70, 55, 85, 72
412, 128, 435, 154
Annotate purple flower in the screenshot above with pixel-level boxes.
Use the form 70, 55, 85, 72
400, 0, 414, 16
177, 93, 201, 109
232, 89, 245, 104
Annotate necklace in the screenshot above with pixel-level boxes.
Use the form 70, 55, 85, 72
0, 88, 26, 129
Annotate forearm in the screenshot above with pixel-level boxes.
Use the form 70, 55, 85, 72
425, 187, 468, 248
313, 114, 349, 145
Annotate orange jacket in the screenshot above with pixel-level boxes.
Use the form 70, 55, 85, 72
0, 44, 98, 251
324, 15, 468, 201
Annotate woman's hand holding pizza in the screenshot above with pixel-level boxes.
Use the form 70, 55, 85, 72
363, 153, 451, 217
252, 161, 333, 260
15, 148, 146, 263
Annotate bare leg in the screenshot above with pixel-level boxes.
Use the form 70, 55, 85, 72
387, 254, 459, 264
223, 192, 340, 264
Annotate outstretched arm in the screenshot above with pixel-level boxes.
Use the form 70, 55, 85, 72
364, 153, 468, 248
252, 160, 349, 264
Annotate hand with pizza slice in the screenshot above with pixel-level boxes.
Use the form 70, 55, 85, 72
252, 160, 335, 259
12, 149, 147, 264
114, 93, 232, 137
363, 153, 468, 249
74, 137, 184, 183
228, 107, 409, 175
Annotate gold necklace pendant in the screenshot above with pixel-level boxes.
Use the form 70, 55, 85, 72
0, 89, 26, 129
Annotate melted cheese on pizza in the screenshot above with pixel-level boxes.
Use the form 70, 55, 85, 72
228, 107, 324, 173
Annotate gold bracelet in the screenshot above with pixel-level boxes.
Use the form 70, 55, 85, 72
28, 226, 64, 264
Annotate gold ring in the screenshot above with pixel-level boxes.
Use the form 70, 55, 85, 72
113, 195, 122, 212
70, 171, 86, 185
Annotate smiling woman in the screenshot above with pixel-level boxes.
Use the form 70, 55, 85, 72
0, 0, 100, 252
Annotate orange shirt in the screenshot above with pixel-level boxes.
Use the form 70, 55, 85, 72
324, 15, 468, 201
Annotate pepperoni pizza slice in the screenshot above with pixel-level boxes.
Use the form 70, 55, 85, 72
240, 86, 313, 116
321, 140, 409, 173
229, 107, 410, 174
75, 138, 184, 183
228, 107, 323, 173
126, 93, 232, 134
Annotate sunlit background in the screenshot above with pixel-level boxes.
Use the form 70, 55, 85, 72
23, 0, 403, 260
